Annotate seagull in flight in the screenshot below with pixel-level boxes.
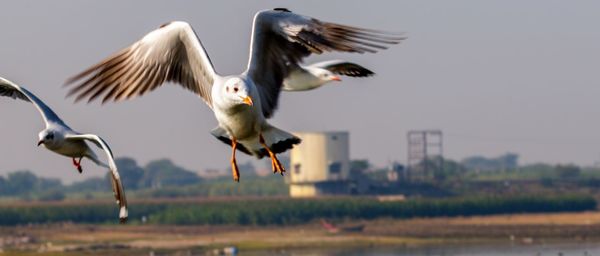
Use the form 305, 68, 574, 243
0, 77, 128, 222
283, 60, 375, 91
65, 8, 404, 182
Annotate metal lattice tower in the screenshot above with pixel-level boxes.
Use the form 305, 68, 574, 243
407, 130, 443, 180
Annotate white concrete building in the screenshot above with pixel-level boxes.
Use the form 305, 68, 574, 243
288, 131, 350, 197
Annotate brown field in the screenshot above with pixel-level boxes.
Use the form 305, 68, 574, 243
1, 211, 600, 255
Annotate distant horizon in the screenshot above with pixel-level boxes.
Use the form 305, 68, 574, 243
2, 150, 593, 185
2, 1, 600, 183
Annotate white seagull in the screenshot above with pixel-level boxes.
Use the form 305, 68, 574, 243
0, 77, 128, 222
283, 60, 375, 91
65, 8, 404, 182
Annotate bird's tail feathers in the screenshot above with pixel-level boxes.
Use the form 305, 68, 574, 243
258, 125, 301, 157
210, 126, 301, 159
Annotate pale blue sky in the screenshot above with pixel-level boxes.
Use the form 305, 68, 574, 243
1, 1, 599, 182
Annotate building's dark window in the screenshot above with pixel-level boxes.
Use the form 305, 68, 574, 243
294, 164, 301, 174
331, 135, 338, 141
329, 162, 342, 174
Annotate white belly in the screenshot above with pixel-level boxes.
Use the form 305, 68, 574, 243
48, 140, 88, 158
282, 71, 323, 91
214, 105, 261, 141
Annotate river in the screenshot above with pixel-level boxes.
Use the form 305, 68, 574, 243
243, 242, 598, 256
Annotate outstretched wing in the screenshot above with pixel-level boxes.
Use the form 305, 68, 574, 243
65, 21, 218, 107
311, 60, 375, 77
0, 77, 68, 128
245, 8, 404, 118
66, 134, 128, 223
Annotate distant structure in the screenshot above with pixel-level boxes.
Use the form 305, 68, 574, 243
288, 131, 350, 197
407, 130, 443, 180
387, 162, 405, 182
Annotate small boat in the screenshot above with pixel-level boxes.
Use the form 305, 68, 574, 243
320, 219, 365, 234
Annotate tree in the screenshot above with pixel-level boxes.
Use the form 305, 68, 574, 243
139, 159, 201, 189
6, 171, 37, 195
498, 153, 519, 170
0, 177, 7, 195
0, 171, 65, 197
555, 164, 581, 179
350, 160, 370, 172
461, 153, 519, 172
36, 177, 62, 191
443, 159, 467, 176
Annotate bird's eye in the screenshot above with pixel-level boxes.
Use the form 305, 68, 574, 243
234, 87, 239, 93
46, 134, 54, 140
226, 86, 229, 92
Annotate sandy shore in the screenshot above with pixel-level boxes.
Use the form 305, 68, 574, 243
1, 211, 600, 255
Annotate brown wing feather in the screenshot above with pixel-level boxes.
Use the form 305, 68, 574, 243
65, 22, 217, 107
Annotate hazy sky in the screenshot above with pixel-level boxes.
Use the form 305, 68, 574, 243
1, 1, 599, 182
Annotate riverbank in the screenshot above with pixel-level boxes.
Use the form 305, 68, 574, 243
1, 211, 600, 255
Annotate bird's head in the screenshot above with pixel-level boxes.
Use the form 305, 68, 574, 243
37, 130, 60, 148
223, 77, 253, 107
309, 68, 341, 84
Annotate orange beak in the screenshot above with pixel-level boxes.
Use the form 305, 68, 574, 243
242, 96, 253, 106
331, 76, 342, 82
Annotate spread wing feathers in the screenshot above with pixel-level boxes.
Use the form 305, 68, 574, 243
246, 9, 404, 118
65, 21, 218, 107
66, 134, 128, 223
311, 60, 375, 77
0, 77, 68, 128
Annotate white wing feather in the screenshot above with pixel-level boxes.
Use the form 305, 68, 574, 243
66, 134, 128, 223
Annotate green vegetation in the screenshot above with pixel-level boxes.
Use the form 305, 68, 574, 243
133, 175, 287, 198
469, 163, 600, 182
390, 153, 600, 198
0, 158, 205, 200
0, 195, 593, 226
150, 195, 594, 225
2, 152, 600, 228
405, 153, 600, 183
0, 170, 62, 200
0, 157, 288, 203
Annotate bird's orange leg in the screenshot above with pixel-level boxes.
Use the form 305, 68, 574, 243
259, 134, 285, 175
72, 157, 83, 173
231, 138, 240, 182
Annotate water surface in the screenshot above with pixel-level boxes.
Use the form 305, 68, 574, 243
243, 242, 598, 256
